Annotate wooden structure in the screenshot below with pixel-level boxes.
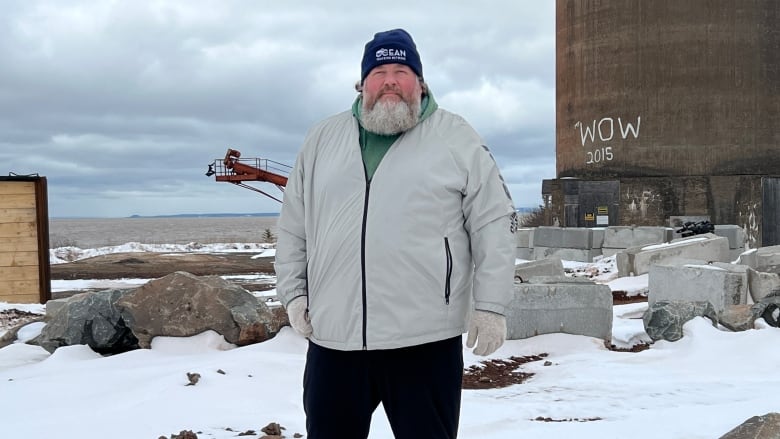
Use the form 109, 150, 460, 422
0, 175, 51, 304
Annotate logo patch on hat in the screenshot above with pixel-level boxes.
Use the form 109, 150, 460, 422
375, 48, 407, 62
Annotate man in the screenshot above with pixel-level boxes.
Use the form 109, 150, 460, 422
276, 28, 517, 439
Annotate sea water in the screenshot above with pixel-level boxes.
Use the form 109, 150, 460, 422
49, 216, 279, 249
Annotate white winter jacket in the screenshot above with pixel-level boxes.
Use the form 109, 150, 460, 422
276, 108, 516, 351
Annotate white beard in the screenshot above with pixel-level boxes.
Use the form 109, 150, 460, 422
360, 96, 421, 135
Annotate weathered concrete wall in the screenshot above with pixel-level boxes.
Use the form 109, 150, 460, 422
542, 176, 765, 248
552, 0, 779, 246
556, 0, 780, 178
617, 176, 764, 248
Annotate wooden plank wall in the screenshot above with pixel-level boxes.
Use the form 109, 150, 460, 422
0, 181, 43, 303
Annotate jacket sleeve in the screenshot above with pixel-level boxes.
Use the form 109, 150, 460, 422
275, 150, 308, 308
462, 144, 517, 316
470, 215, 516, 315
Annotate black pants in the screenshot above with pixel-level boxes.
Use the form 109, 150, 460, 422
303, 336, 464, 439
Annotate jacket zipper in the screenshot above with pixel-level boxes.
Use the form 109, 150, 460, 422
360, 178, 371, 350
444, 237, 452, 305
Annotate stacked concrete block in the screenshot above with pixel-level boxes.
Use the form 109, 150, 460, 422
591, 228, 605, 250
602, 226, 673, 257
515, 228, 534, 260
648, 261, 748, 314
616, 233, 731, 277
516, 225, 743, 265
738, 245, 780, 274
532, 226, 602, 262
711, 225, 747, 262
514, 258, 565, 283
506, 276, 613, 341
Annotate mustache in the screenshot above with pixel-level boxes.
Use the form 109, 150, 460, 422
378, 90, 401, 98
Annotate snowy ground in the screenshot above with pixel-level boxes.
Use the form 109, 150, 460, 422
0, 243, 777, 438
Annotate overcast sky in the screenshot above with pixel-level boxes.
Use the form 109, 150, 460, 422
1, 1, 556, 218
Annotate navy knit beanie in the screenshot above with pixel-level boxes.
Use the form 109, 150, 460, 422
361, 29, 423, 82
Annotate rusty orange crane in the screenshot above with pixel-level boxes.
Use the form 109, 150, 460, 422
206, 148, 290, 202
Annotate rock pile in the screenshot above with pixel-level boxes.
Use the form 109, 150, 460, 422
31, 271, 288, 354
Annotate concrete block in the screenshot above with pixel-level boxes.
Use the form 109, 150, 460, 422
736, 249, 758, 267
712, 225, 745, 250
602, 226, 672, 250
507, 279, 613, 340
738, 246, 780, 273
617, 233, 731, 277
533, 246, 602, 263
727, 249, 744, 264
648, 262, 748, 314
591, 228, 605, 249
747, 267, 780, 302
615, 251, 632, 277
515, 248, 534, 261
754, 246, 780, 273
515, 258, 565, 282
531, 226, 561, 247
533, 227, 593, 250
515, 228, 534, 248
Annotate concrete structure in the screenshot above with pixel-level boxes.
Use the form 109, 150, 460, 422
515, 228, 534, 260
747, 268, 780, 302
602, 226, 674, 257
514, 258, 565, 282
513, 225, 744, 264
712, 225, 748, 261
738, 245, 780, 274
531, 226, 602, 262
548, 0, 780, 247
506, 277, 613, 340
616, 233, 730, 277
648, 261, 748, 315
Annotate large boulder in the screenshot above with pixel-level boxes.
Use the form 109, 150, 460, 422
718, 305, 764, 332
718, 412, 780, 439
116, 271, 284, 348
642, 300, 718, 342
32, 289, 138, 354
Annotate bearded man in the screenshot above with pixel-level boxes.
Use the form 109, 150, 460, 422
276, 28, 517, 439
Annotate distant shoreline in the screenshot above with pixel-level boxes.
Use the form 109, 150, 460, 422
51, 212, 281, 220
51, 207, 535, 220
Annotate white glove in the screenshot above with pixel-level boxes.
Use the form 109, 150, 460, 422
466, 310, 506, 356
285, 296, 313, 338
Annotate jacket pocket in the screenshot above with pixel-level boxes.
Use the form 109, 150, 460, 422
444, 237, 453, 305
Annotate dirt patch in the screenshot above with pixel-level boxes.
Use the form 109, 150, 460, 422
0, 309, 43, 331
463, 353, 548, 389
612, 290, 648, 305
49, 252, 277, 299
532, 416, 603, 422
51, 252, 275, 280
605, 340, 651, 353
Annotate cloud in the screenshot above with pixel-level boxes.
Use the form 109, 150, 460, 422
1, 0, 555, 217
